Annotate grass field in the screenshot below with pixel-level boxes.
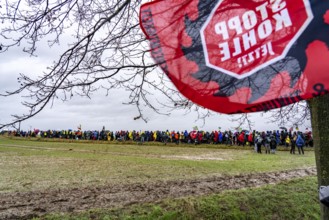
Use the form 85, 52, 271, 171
0, 136, 319, 219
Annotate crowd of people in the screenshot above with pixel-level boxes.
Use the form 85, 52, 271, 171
253, 130, 310, 155
1, 127, 313, 154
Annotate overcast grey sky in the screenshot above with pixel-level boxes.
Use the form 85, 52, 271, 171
0, 44, 311, 132
0, 16, 311, 132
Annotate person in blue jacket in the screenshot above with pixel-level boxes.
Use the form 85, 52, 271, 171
296, 132, 305, 155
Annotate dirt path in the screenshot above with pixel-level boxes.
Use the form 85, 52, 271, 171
0, 167, 316, 219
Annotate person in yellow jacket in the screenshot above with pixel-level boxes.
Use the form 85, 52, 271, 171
128, 131, 133, 141
153, 131, 157, 141
166, 130, 170, 142
180, 132, 185, 143
285, 136, 291, 147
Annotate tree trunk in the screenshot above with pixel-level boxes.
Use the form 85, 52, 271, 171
309, 93, 329, 220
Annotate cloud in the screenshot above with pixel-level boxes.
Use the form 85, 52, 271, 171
0, 26, 311, 133
0, 53, 311, 132
1, 86, 310, 132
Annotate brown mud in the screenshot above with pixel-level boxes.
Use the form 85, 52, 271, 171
0, 167, 316, 219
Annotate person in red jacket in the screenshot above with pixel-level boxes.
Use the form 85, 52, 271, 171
197, 131, 203, 144
214, 130, 219, 144
238, 132, 245, 146
248, 133, 254, 146
190, 131, 197, 144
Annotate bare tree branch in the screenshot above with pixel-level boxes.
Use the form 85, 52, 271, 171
0, 0, 191, 129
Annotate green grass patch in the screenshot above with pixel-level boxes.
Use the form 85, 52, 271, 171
0, 137, 315, 193
37, 176, 319, 220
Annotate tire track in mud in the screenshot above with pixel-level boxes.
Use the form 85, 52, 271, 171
0, 167, 316, 220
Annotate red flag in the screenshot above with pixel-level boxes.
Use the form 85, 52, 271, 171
140, 0, 329, 114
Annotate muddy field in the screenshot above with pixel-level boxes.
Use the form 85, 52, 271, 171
0, 167, 316, 220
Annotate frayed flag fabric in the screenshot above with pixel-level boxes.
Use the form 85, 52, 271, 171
140, 0, 329, 114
